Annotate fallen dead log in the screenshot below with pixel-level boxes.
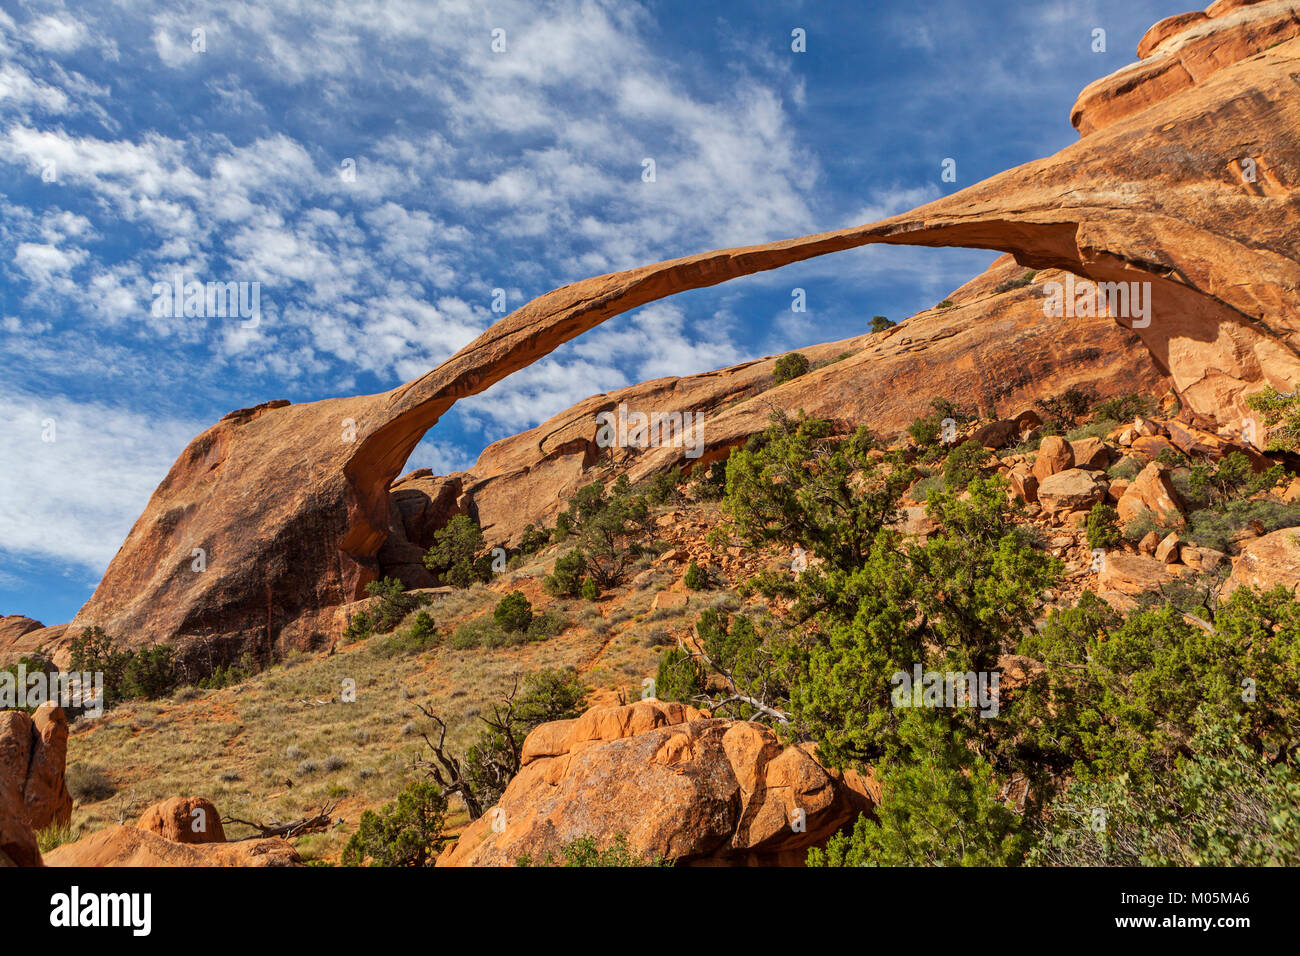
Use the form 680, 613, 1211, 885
222, 801, 338, 840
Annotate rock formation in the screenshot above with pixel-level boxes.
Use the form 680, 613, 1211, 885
436, 699, 875, 866
0, 705, 73, 867
387, 257, 1163, 563
42, 826, 301, 867
4, 0, 1295, 674
136, 796, 226, 845
1223, 526, 1300, 595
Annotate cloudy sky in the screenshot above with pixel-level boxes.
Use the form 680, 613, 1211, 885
1, 0, 1180, 624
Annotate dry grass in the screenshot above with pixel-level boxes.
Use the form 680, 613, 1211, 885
59, 496, 766, 863
62, 567, 665, 863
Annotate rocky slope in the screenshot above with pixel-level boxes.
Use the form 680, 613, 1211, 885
5, 1, 1299, 688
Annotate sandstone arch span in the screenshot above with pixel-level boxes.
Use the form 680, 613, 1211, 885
40, 15, 1300, 666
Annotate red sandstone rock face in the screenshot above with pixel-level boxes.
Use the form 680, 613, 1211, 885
1073, 0, 1300, 135
0, 615, 43, 648
436, 700, 876, 867
0, 705, 74, 867
7, 0, 1294, 669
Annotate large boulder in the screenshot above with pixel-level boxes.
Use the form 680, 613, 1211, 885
1097, 550, 1194, 596
969, 418, 1021, 449
1069, 437, 1115, 471
1032, 436, 1075, 483
1221, 528, 1300, 598
1116, 462, 1187, 529
137, 796, 226, 845
437, 700, 874, 867
0, 704, 74, 867
1036, 468, 1108, 515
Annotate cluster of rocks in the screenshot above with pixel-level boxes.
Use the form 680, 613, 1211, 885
951, 411, 1297, 610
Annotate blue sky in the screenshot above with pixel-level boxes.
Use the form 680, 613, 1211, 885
0, 0, 1181, 625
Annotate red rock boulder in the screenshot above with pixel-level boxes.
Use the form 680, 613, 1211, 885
437, 700, 873, 867
137, 796, 226, 845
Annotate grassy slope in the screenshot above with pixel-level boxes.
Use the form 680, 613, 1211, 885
60, 503, 741, 863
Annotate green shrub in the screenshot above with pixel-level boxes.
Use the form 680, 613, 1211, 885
682, 559, 708, 591
643, 468, 683, 505
516, 834, 668, 867
1187, 499, 1300, 552
423, 515, 491, 587
575, 478, 655, 588
375, 610, 440, 657
343, 610, 375, 643
342, 780, 448, 867
1017, 587, 1300, 782
772, 352, 810, 384
121, 645, 178, 700
936, 298, 954, 309
493, 591, 534, 633
518, 523, 551, 554
0, 655, 54, 715
364, 576, 421, 632
907, 397, 971, 449
1093, 393, 1154, 423
1121, 510, 1180, 544
37, 821, 76, 853
525, 609, 568, 642
992, 271, 1036, 294
943, 440, 992, 490
1154, 451, 1187, 475
909, 472, 944, 501
726, 414, 910, 572
1246, 386, 1300, 452
1036, 387, 1092, 431
1065, 418, 1119, 442
459, 668, 589, 808
67, 626, 179, 705
870, 315, 895, 333
1107, 455, 1142, 482
580, 576, 600, 601
65, 763, 116, 802
448, 616, 505, 650
809, 710, 1028, 866
197, 652, 258, 690
1186, 452, 1285, 508
654, 646, 704, 703
688, 460, 728, 501
1085, 503, 1121, 550
545, 549, 588, 597
1030, 717, 1300, 866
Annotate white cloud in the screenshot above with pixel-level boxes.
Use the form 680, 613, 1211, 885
26, 14, 91, 54
0, 62, 70, 112
0, 390, 201, 571
14, 241, 85, 284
